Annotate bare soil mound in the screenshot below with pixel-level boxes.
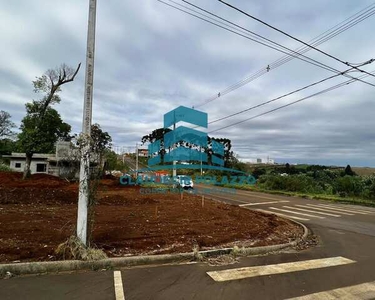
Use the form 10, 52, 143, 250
0, 174, 304, 263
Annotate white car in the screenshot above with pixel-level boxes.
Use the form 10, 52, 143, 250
176, 175, 194, 189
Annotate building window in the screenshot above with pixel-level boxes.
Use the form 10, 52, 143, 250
15, 163, 21, 168
36, 164, 47, 173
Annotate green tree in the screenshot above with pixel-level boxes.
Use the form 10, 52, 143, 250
208, 137, 234, 167
90, 123, 112, 154
141, 128, 238, 167
0, 138, 16, 156
90, 123, 112, 175
18, 63, 81, 179
18, 104, 71, 167
252, 167, 267, 179
0, 110, 15, 139
141, 128, 172, 163
104, 150, 128, 172
344, 164, 356, 176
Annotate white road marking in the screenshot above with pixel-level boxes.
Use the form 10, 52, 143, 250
290, 205, 341, 217
208, 194, 250, 204
320, 204, 375, 214
286, 281, 375, 299
207, 257, 355, 282
304, 204, 354, 216
317, 204, 371, 215
237, 192, 291, 202
114, 271, 125, 300
239, 200, 289, 206
269, 207, 325, 219
255, 209, 309, 221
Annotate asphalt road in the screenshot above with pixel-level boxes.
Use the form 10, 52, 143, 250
1, 187, 375, 299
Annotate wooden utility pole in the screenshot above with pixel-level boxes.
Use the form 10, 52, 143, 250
77, 0, 97, 246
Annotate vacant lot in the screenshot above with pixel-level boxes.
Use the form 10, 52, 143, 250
352, 167, 375, 176
0, 172, 303, 263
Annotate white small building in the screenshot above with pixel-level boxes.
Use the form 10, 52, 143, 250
4, 141, 102, 177
138, 148, 148, 157
247, 157, 275, 165
6, 153, 55, 174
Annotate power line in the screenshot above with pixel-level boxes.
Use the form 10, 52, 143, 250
208, 70, 375, 134
182, 0, 343, 73
209, 61, 373, 125
188, 1, 375, 107
209, 73, 339, 125
157, 0, 339, 74
218, 0, 375, 79
157, 0, 375, 108
216, 5, 375, 100
188, 0, 375, 107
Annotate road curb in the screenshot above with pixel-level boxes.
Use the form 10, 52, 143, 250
0, 221, 309, 277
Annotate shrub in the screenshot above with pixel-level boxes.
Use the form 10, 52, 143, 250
258, 174, 323, 193
0, 163, 12, 172
334, 175, 364, 196
252, 168, 266, 179
255, 170, 375, 200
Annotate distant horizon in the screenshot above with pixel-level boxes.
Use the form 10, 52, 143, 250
244, 158, 375, 169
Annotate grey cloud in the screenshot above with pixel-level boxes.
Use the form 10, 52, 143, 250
0, 0, 374, 166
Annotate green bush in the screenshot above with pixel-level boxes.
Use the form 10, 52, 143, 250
334, 175, 364, 196
359, 175, 375, 199
251, 168, 267, 179
258, 174, 323, 193
0, 163, 12, 172
212, 166, 375, 201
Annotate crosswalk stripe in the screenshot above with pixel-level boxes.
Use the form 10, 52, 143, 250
269, 207, 325, 219
239, 200, 289, 206
207, 257, 355, 282
255, 209, 309, 221
316, 204, 370, 215
114, 271, 126, 300
292, 205, 341, 217
304, 204, 354, 216
208, 194, 250, 204
319, 204, 374, 214
286, 281, 375, 299
236, 191, 290, 202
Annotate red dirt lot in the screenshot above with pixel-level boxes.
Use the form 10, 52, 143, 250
0, 172, 303, 263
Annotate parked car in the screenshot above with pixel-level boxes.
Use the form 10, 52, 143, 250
176, 175, 194, 189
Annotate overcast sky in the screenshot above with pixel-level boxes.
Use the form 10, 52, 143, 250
1, 0, 375, 166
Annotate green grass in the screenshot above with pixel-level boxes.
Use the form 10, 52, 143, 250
221, 183, 375, 207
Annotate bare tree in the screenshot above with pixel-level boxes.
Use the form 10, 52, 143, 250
20, 63, 81, 179
0, 111, 15, 139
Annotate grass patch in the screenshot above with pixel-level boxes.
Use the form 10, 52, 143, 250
55, 236, 108, 261
221, 183, 375, 207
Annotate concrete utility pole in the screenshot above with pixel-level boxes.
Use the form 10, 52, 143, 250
135, 143, 139, 177
200, 146, 203, 176
77, 0, 97, 246
173, 112, 177, 177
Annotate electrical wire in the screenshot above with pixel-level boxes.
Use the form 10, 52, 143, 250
208, 61, 373, 125
188, 1, 375, 107
218, 0, 375, 79
157, 0, 375, 107
208, 70, 375, 133
157, 0, 339, 74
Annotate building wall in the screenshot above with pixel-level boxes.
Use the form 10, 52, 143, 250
10, 159, 25, 172
9, 159, 49, 174
246, 158, 275, 165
